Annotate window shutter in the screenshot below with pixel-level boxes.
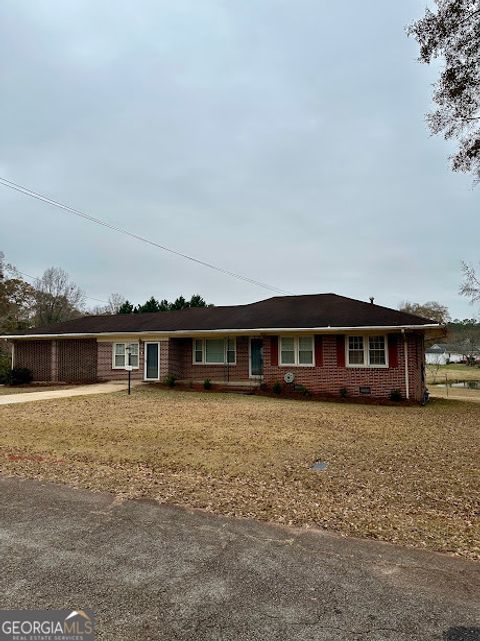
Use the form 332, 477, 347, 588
270, 336, 278, 366
336, 335, 345, 367
388, 334, 399, 368
314, 335, 323, 367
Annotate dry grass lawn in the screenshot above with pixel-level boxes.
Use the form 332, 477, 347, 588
0, 387, 478, 559
426, 363, 480, 384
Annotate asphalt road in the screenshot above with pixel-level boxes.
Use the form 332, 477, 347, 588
0, 477, 479, 641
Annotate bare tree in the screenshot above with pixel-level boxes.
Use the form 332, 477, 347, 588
33, 267, 85, 326
89, 293, 127, 316
105, 293, 126, 315
460, 261, 480, 305
399, 300, 450, 324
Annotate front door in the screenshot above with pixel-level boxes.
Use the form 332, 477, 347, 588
144, 342, 160, 380
250, 338, 264, 378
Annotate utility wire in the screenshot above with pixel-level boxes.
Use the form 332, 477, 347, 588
14, 269, 109, 305
0, 176, 291, 295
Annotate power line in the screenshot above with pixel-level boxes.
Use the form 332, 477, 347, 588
14, 269, 109, 305
0, 176, 291, 295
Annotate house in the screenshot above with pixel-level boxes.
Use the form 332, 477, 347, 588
2, 293, 443, 402
426, 342, 480, 366
425, 344, 464, 366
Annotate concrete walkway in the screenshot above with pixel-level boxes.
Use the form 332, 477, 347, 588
0, 382, 128, 405
0, 476, 479, 641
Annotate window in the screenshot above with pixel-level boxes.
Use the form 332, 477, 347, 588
298, 336, 314, 365
368, 336, 386, 365
205, 339, 224, 363
194, 339, 203, 364
113, 342, 139, 369
226, 338, 236, 364
193, 338, 236, 364
280, 337, 295, 365
346, 335, 387, 368
348, 336, 365, 365
279, 336, 314, 366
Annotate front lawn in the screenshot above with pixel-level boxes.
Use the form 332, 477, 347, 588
0, 387, 478, 559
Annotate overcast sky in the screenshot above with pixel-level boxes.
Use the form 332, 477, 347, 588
1, 0, 478, 318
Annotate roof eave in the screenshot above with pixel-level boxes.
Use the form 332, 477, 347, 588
2, 323, 442, 340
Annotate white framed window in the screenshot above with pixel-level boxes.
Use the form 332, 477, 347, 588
113, 342, 139, 369
279, 336, 314, 367
346, 335, 388, 368
192, 338, 236, 365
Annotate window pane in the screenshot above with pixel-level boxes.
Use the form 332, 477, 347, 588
115, 354, 125, 367
369, 336, 386, 365
298, 336, 312, 350
194, 339, 203, 363
348, 350, 364, 365
128, 343, 139, 356
281, 337, 294, 350
226, 338, 236, 363
299, 350, 313, 364
205, 339, 224, 363
348, 336, 364, 365
281, 350, 295, 364
298, 336, 313, 364
349, 336, 364, 350
115, 343, 125, 356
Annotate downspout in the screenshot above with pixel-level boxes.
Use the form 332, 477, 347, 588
402, 329, 409, 400
11, 342, 14, 369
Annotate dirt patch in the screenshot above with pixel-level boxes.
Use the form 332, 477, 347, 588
0, 387, 478, 559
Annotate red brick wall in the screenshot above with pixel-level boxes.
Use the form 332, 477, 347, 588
167, 336, 250, 382
12, 333, 426, 400
57, 339, 97, 382
262, 333, 425, 401
13, 340, 52, 381
97, 340, 170, 381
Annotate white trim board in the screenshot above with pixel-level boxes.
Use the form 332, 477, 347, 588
3, 323, 442, 340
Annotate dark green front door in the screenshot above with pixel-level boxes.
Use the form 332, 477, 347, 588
250, 339, 263, 377
145, 342, 159, 380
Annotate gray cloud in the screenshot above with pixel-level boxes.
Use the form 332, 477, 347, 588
0, 0, 478, 318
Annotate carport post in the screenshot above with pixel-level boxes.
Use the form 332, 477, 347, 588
125, 346, 132, 395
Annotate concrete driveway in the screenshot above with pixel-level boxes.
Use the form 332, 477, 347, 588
0, 477, 479, 641
0, 382, 128, 405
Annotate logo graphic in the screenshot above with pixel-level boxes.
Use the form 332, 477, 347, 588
0, 609, 95, 641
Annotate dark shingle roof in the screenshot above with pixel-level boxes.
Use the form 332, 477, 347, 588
4, 293, 438, 337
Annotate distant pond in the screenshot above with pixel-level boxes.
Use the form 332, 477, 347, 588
431, 379, 480, 389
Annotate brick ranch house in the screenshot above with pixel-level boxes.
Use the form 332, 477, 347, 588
3, 294, 443, 402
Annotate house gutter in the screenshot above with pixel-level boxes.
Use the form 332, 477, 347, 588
402, 329, 409, 400
2, 323, 442, 340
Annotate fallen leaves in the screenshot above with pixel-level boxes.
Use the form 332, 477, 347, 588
0, 389, 478, 559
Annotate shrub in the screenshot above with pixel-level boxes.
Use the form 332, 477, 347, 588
272, 381, 282, 395
203, 378, 212, 390
339, 387, 348, 398
0, 350, 11, 384
389, 388, 402, 402
8, 367, 33, 386
164, 373, 176, 388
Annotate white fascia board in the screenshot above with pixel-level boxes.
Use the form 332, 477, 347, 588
2, 324, 441, 340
